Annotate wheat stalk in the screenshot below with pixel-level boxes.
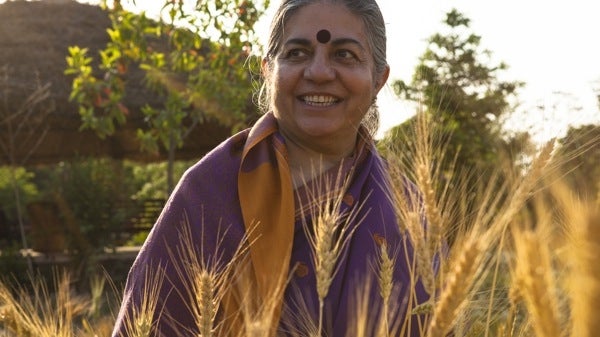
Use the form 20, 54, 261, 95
165, 212, 253, 337
120, 266, 165, 337
490, 140, 555, 240
427, 236, 482, 337
347, 277, 374, 337
224, 253, 292, 337
297, 162, 366, 335
0, 280, 25, 335
559, 186, 600, 337
375, 241, 395, 337
0, 271, 89, 337
511, 227, 562, 337
415, 162, 444, 256
388, 175, 436, 296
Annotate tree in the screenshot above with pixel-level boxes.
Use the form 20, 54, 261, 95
384, 8, 529, 177
556, 124, 600, 203
0, 66, 53, 273
65, 0, 268, 192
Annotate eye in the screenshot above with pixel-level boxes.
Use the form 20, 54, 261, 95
336, 50, 354, 58
282, 48, 309, 60
335, 49, 360, 63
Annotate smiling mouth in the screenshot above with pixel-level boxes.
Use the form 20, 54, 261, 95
300, 95, 340, 107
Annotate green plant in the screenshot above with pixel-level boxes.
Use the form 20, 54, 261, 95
126, 159, 193, 201
0, 242, 29, 286
55, 158, 137, 252
0, 166, 39, 225
125, 231, 149, 246
65, 0, 269, 192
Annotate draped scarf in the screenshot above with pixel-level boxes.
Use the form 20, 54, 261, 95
230, 112, 295, 335
233, 112, 368, 335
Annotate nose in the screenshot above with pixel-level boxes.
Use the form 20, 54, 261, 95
303, 50, 335, 82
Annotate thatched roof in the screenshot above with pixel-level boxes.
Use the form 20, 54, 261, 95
0, 0, 234, 165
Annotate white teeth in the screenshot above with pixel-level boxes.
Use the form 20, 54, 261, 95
302, 95, 338, 106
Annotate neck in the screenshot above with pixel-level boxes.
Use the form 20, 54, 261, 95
283, 133, 357, 188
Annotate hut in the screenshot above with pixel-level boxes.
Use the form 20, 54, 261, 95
0, 0, 237, 166
0, 0, 254, 252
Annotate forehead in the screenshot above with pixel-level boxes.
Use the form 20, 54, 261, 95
282, 2, 368, 46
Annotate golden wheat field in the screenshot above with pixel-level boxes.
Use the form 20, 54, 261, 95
1, 112, 598, 337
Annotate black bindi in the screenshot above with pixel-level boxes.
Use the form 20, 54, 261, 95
316, 29, 331, 44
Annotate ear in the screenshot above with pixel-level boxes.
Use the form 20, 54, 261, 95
374, 65, 390, 94
261, 57, 271, 78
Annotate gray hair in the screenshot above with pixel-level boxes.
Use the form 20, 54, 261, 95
257, 0, 387, 137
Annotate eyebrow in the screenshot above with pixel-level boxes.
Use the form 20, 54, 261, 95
284, 37, 366, 51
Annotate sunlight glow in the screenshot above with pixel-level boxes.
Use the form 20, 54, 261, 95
74, 0, 600, 143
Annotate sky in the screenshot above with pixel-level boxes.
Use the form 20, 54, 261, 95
369, 1, 600, 141
78, 0, 600, 142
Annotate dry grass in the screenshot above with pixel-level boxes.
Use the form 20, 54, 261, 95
1, 110, 598, 337
0, 270, 109, 337
118, 267, 165, 337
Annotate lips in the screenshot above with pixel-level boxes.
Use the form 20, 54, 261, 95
300, 95, 340, 107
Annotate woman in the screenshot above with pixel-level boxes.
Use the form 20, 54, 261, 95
112, 1, 429, 336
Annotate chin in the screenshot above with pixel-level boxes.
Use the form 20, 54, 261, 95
298, 124, 341, 138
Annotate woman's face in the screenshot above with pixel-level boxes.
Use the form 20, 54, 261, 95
265, 2, 389, 152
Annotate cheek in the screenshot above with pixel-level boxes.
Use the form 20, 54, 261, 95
352, 77, 377, 107
268, 73, 284, 106
345, 67, 376, 92
268, 75, 290, 118
271, 66, 298, 104
273, 63, 295, 86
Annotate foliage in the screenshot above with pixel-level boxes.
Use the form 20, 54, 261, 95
1, 159, 190, 251
125, 230, 150, 246
46, 158, 138, 252
0, 159, 191, 289
125, 159, 193, 200
65, 0, 266, 142
0, 167, 39, 223
556, 124, 600, 203
65, 0, 268, 191
385, 9, 527, 180
0, 242, 29, 286
68, 159, 131, 249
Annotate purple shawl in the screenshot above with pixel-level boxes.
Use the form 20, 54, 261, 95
112, 113, 430, 337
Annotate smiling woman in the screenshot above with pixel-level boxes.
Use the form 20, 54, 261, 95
112, 1, 430, 337
261, 1, 389, 186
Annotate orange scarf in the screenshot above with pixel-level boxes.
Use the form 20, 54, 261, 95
235, 112, 295, 334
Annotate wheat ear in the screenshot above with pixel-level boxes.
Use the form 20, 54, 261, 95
121, 266, 165, 337
166, 212, 251, 337
427, 237, 482, 337
376, 241, 395, 336
299, 162, 365, 334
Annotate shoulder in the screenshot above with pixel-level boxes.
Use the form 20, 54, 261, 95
157, 128, 250, 234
